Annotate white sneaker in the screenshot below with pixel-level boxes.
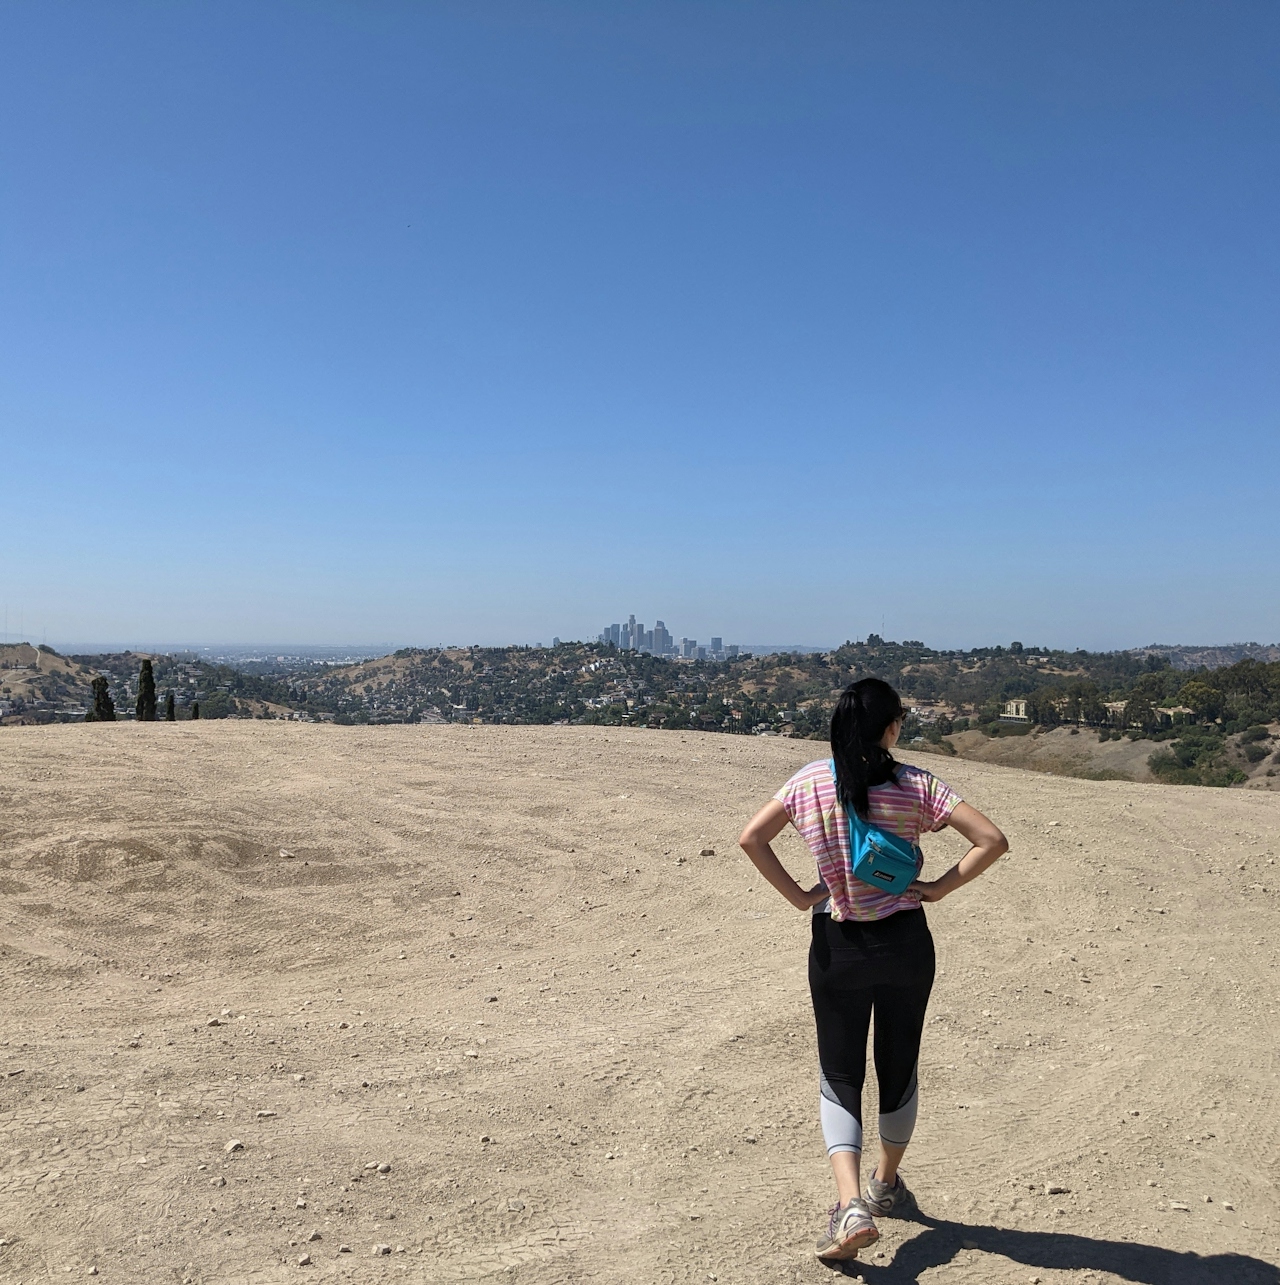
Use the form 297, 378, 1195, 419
865, 1171, 916, 1219
815, 1197, 879, 1260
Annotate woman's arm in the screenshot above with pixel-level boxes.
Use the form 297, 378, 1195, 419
738, 800, 830, 911
909, 801, 1008, 903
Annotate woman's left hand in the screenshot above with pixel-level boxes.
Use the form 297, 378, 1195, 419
908, 878, 948, 903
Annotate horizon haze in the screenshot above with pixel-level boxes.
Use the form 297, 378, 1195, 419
16, 635, 1280, 664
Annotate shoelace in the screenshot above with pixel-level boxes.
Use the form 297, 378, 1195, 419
825, 1203, 843, 1237
826, 1199, 871, 1238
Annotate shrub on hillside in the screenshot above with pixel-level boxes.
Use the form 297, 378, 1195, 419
1148, 728, 1247, 787
198, 691, 238, 719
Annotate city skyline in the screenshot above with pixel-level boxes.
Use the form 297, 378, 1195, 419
597, 614, 739, 662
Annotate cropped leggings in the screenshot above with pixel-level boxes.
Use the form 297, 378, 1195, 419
808, 908, 935, 1156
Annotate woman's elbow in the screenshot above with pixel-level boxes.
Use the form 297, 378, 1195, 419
989, 828, 1010, 857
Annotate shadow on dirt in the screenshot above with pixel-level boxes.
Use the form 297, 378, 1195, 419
821, 1214, 1279, 1283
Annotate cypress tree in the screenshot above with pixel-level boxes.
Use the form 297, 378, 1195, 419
86, 676, 116, 722
136, 659, 157, 721
164, 690, 176, 721
191, 700, 200, 720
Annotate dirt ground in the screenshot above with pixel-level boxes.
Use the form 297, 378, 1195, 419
1, 722, 1278, 1285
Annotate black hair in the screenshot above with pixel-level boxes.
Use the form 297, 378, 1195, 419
830, 677, 905, 820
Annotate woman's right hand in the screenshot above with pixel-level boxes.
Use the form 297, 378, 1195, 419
739, 800, 827, 912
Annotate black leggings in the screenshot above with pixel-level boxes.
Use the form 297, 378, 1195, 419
808, 908, 935, 1155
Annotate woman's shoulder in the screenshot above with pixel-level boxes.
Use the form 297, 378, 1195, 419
774, 758, 835, 814
891, 762, 951, 792
891, 761, 963, 817
784, 758, 834, 788
893, 761, 933, 782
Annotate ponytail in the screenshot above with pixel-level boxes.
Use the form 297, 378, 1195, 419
830, 677, 905, 820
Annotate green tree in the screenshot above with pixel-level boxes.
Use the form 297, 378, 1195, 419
135, 659, 157, 721
1176, 679, 1223, 721
199, 691, 236, 719
86, 676, 116, 722
1026, 690, 1062, 726
1123, 695, 1158, 732
191, 701, 200, 719
164, 690, 176, 721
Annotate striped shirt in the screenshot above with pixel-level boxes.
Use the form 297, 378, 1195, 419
774, 759, 962, 922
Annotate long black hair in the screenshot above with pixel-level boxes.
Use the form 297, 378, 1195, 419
830, 677, 905, 820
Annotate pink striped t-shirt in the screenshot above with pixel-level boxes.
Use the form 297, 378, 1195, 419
774, 759, 962, 922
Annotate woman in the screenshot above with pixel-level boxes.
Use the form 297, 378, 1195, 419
738, 677, 1007, 1262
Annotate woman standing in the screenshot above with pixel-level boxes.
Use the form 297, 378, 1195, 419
738, 678, 1008, 1262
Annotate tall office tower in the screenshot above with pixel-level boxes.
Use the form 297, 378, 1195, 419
635, 622, 645, 651
681, 638, 696, 658
643, 629, 654, 651
552, 637, 561, 647
695, 646, 707, 661
710, 637, 723, 653
726, 644, 739, 658
608, 623, 621, 646
620, 623, 632, 650
653, 621, 671, 655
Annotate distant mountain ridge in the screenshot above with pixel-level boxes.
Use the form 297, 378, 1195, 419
1128, 643, 1280, 671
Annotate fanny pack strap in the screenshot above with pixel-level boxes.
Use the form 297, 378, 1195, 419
829, 758, 866, 848
829, 758, 920, 859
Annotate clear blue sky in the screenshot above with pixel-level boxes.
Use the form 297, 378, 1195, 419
3, 2, 1277, 651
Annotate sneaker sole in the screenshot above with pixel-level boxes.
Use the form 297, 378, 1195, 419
815, 1224, 879, 1261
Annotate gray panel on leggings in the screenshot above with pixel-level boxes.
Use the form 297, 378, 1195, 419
877, 1063, 919, 1146
819, 1072, 863, 1155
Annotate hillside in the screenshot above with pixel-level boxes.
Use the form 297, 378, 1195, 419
278, 639, 1183, 734
0, 642, 97, 723
0, 723, 1277, 1283
68, 651, 295, 722
919, 723, 1280, 792
18, 637, 1280, 791
277, 640, 1280, 790
1132, 644, 1280, 671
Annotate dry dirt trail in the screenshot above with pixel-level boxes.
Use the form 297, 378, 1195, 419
0, 723, 1277, 1285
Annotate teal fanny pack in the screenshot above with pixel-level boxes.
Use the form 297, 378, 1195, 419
829, 758, 921, 894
